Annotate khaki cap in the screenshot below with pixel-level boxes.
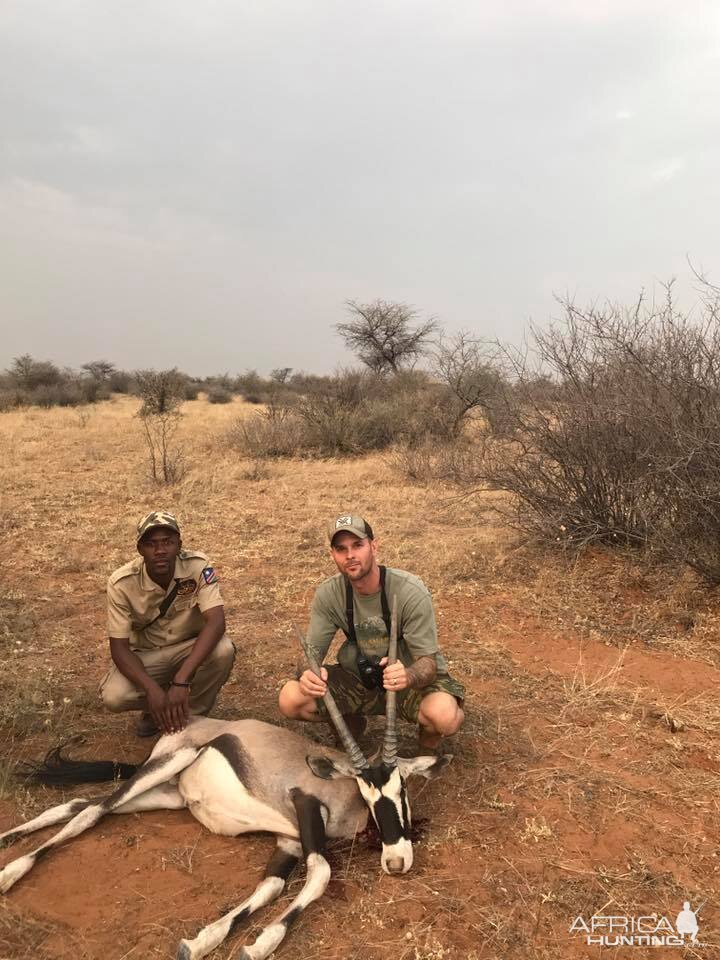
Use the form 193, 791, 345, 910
327, 513, 374, 543
136, 510, 181, 543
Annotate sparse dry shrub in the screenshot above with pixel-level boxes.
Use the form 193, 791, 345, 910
230, 400, 305, 458
229, 368, 457, 458
9, 355, 63, 390
0, 388, 24, 411
108, 369, 132, 393
29, 381, 84, 407
446, 284, 720, 581
207, 386, 232, 404
234, 369, 270, 403
388, 441, 438, 482
183, 381, 201, 400
433, 332, 505, 436
0, 356, 113, 410
135, 368, 186, 483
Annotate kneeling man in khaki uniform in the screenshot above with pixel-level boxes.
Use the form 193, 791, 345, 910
100, 510, 235, 737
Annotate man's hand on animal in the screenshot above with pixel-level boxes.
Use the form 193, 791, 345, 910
165, 683, 191, 732
145, 682, 175, 735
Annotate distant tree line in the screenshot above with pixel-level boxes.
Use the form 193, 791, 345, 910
0, 355, 342, 411
9, 285, 720, 583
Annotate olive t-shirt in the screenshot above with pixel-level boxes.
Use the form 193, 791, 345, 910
306, 567, 449, 677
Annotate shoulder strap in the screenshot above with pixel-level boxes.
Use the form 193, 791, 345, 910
344, 576, 357, 644
379, 565, 391, 636
145, 579, 180, 628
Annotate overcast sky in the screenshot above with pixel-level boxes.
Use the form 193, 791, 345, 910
1, 1, 719, 376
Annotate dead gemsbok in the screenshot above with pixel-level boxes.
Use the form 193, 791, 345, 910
0, 610, 451, 960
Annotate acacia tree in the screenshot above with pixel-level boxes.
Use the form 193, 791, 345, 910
81, 360, 116, 381
9, 354, 62, 388
336, 300, 437, 375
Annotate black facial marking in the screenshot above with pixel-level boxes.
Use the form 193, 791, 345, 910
289, 788, 327, 858
360, 765, 393, 789
207, 734, 253, 787
373, 796, 408, 844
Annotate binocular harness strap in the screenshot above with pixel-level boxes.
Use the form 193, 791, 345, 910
343, 565, 398, 645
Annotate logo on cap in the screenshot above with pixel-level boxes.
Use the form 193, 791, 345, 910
336, 515, 353, 528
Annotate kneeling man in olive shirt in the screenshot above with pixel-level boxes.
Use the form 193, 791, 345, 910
279, 513, 464, 751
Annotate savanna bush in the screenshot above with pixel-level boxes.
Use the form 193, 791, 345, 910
229, 369, 458, 458
207, 386, 233, 404
0, 355, 114, 410
183, 381, 202, 401
446, 287, 720, 581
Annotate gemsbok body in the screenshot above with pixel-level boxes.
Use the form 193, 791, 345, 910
0, 620, 451, 960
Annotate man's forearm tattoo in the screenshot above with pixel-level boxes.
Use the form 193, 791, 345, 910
405, 655, 437, 690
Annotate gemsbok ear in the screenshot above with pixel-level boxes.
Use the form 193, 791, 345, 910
306, 754, 358, 780
396, 754, 452, 780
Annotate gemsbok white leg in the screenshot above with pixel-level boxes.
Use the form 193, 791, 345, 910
0, 746, 199, 894
0, 799, 92, 849
0, 781, 186, 853
237, 850, 331, 960
233, 788, 332, 960
176, 837, 302, 960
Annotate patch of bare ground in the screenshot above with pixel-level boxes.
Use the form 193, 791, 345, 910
0, 397, 718, 957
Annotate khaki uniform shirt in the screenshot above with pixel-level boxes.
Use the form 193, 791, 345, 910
107, 551, 223, 651
306, 567, 449, 678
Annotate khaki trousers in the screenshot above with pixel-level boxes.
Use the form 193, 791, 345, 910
99, 635, 235, 716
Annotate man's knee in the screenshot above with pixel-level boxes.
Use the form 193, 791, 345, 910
100, 675, 139, 713
279, 680, 302, 718
418, 693, 464, 735
207, 635, 235, 668
279, 680, 318, 720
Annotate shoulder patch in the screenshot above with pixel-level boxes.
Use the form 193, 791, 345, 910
201, 566, 219, 585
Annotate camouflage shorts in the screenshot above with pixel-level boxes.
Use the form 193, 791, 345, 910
315, 664, 465, 724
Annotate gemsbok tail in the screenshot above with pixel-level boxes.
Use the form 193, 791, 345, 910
17, 742, 139, 786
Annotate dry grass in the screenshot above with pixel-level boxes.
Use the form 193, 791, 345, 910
0, 396, 719, 960
0, 902, 56, 959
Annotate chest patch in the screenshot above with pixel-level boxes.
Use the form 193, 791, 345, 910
176, 578, 196, 597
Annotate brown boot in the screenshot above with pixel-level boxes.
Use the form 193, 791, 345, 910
418, 725, 442, 755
